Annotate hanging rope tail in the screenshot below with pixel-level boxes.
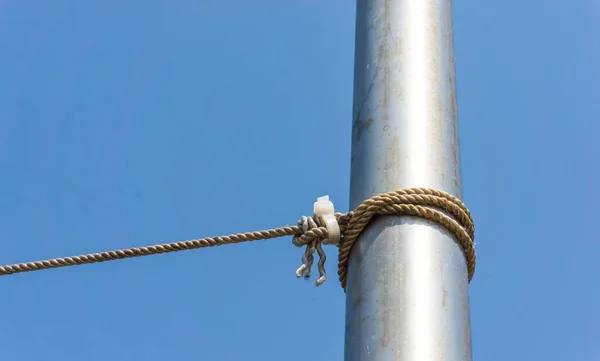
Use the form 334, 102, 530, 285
0, 188, 475, 291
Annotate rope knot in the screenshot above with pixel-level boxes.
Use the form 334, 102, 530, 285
291, 188, 475, 291
292, 215, 335, 286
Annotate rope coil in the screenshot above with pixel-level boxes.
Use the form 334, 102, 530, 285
0, 188, 475, 290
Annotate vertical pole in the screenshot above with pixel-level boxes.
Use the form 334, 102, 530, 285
345, 0, 472, 360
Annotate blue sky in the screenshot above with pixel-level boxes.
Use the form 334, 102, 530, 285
0, 0, 598, 360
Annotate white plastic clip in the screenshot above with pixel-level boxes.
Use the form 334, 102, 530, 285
314, 195, 341, 245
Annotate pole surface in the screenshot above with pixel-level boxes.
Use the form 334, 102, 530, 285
345, 0, 472, 360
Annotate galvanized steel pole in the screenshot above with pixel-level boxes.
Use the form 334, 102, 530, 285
345, 0, 472, 360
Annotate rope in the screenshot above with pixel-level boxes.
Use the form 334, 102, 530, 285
0, 188, 475, 290
0, 227, 302, 276
336, 188, 475, 289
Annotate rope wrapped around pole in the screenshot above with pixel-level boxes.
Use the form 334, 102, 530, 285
0, 188, 475, 290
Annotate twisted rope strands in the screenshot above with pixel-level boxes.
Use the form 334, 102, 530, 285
0, 226, 302, 276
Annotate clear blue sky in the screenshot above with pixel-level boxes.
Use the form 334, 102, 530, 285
0, 1, 598, 360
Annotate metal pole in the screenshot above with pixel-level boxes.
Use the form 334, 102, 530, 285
345, 0, 472, 360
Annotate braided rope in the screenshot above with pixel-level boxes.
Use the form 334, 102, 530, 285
0, 188, 475, 291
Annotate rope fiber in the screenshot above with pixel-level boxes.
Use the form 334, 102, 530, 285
0, 188, 475, 290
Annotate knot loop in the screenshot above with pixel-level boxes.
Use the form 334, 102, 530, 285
292, 215, 332, 286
